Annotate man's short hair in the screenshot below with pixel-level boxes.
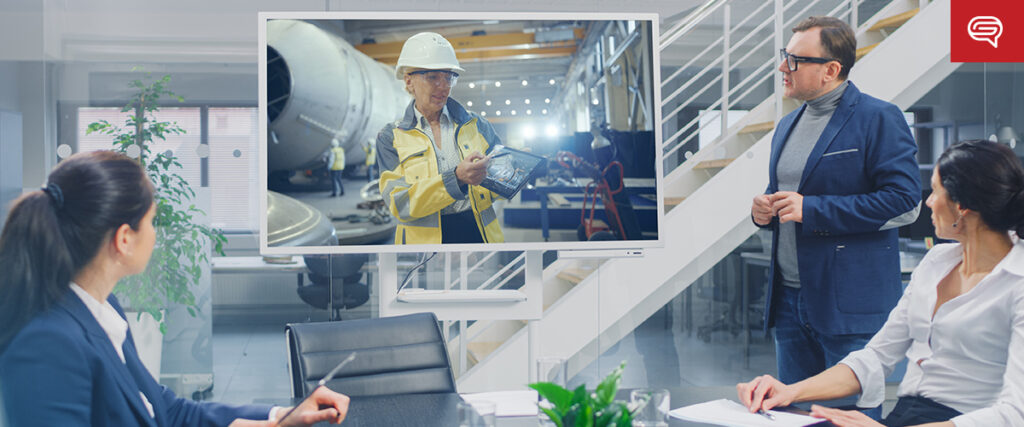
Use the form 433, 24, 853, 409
792, 16, 856, 80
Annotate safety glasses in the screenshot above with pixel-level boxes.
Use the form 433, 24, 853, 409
410, 70, 459, 87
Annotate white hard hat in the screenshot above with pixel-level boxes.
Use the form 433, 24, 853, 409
395, 32, 465, 79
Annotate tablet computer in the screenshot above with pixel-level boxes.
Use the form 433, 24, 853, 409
479, 145, 547, 200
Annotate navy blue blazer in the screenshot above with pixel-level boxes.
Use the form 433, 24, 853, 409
761, 82, 921, 336
0, 290, 271, 426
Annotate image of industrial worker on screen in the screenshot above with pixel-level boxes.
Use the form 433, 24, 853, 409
376, 32, 505, 245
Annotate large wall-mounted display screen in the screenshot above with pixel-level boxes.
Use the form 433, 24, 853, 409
259, 11, 663, 254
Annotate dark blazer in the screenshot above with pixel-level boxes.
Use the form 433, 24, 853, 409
0, 290, 271, 426
761, 82, 921, 336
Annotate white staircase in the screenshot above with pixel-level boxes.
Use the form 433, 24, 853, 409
456, 0, 956, 392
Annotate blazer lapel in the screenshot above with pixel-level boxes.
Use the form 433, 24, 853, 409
58, 292, 158, 427
797, 83, 860, 193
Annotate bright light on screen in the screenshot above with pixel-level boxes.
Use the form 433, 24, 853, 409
259, 12, 664, 254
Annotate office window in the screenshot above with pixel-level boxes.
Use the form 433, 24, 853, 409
208, 107, 259, 231
77, 107, 202, 188
76, 106, 259, 232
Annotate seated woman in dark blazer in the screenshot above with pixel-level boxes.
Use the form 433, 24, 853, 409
0, 151, 349, 426
737, 140, 1024, 427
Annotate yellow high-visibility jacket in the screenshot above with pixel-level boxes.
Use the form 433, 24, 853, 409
376, 99, 504, 244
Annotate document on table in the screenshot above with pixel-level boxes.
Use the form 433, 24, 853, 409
460, 390, 539, 417
669, 399, 824, 427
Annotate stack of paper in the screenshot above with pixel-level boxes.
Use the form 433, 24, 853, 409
669, 399, 825, 427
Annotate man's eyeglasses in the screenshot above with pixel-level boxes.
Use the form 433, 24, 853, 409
410, 70, 459, 87
779, 49, 837, 72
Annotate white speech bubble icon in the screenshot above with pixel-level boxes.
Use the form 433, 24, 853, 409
968, 16, 1003, 48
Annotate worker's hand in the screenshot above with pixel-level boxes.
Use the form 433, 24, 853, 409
736, 375, 796, 413
809, 405, 885, 427
751, 194, 774, 226
770, 191, 804, 224
456, 151, 489, 186
274, 386, 349, 426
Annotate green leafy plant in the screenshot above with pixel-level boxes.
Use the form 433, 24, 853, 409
86, 71, 226, 333
529, 361, 632, 427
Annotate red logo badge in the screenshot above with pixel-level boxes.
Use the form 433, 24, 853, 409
951, 1, 1024, 62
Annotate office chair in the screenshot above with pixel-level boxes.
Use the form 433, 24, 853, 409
296, 254, 370, 320
285, 312, 456, 398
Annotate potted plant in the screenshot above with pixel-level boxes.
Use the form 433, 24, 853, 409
529, 361, 633, 427
86, 71, 226, 376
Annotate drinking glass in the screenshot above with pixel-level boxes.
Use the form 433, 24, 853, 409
630, 388, 670, 427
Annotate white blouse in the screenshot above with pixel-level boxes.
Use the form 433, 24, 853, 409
69, 283, 155, 419
839, 241, 1024, 426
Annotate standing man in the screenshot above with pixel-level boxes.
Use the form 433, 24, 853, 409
328, 138, 346, 197
751, 16, 921, 414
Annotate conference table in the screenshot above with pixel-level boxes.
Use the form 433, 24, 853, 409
327, 386, 830, 426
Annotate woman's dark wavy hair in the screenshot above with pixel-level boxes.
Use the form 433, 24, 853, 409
937, 139, 1024, 238
0, 150, 153, 352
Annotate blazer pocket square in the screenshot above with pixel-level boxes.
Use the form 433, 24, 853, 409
822, 148, 859, 157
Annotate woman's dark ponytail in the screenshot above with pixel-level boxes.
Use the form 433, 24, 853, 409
0, 151, 152, 352
1013, 187, 1024, 239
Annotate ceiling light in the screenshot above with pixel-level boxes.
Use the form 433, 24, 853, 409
526, 109, 532, 115
468, 82, 476, 89
467, 101, 473, 107
481, 111, 487, 117
505, 99, 511, 105
549, 79, 556, 85
525, 99, 531, 105
494, 81, 502, 87
486, 100, 492, 106
511, 110, 516, 115
544, 98, 550, 104
495, 110, 502, 116
542, 109, 548, 115
522, 79, 528, 86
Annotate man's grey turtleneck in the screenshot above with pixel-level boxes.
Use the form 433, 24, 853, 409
776, 80, 849, 289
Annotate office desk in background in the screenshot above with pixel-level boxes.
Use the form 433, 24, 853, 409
211, 256, 308, 287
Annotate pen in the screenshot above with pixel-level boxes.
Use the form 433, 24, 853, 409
276, 352, 357, 424
757, 408, 776, 421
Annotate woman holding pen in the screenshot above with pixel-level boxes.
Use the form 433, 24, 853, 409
737, 140, 1024, 426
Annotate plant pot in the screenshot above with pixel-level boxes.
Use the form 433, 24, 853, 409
126, 310, 164, 380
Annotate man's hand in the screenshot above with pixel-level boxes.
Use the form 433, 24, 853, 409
275, 386, 349, 426
751, 194, 774, 226
456, 151, 489, 186
809, 405, 886, 427
771, 191, 804, 223
736, 375, 797, 413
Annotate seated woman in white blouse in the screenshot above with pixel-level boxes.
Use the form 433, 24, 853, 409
737, 139, 1024, 427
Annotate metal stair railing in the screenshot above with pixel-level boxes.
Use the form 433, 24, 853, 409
660, 0, 867, 174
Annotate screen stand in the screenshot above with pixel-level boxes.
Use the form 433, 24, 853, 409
378, 250, 544, 385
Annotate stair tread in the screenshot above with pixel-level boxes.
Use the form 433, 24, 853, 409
693, 158, 735, 170
556, 266, 595, 284
868, 8, 919, 31
856, 42, 880, 60
738, 121, 774, 134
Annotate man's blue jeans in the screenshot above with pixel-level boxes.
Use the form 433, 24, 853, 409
773, 285, 882, 419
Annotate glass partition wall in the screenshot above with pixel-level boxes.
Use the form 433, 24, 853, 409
4, 0, 1018, 416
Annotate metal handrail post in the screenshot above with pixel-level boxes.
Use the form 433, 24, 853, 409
721, 3, 731, 140
774, 0, 784, 122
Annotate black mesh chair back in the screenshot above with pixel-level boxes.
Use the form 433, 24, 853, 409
286, 312, 456, 398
